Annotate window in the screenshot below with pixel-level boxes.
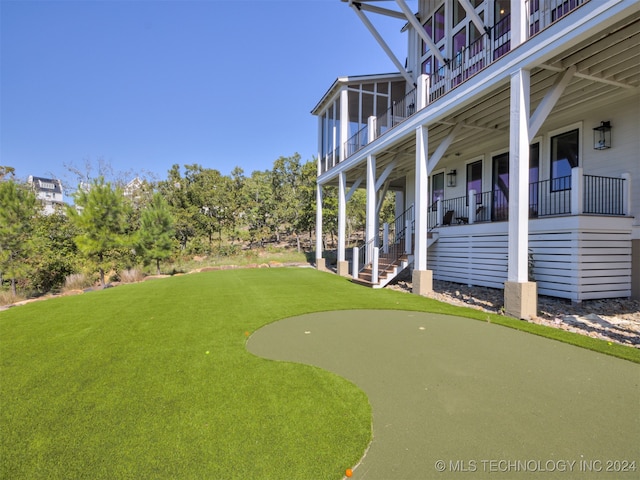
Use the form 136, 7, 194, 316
551, 129, 578, 191
431, 172, 444, 207
434, 5, 445, 43
453, 0, 466, 27
466, 160, 483, 205
422, 57, 432, 75
422, 17, 433, 55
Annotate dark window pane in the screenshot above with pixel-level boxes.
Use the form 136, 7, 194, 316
434, 6, 445, 42
432, 172, 444, 206
453, 0, 466, 27
551, 129, 579, 191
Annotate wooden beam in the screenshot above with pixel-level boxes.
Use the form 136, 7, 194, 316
539, 64, 634, 89
529, 66, 576, 142
458, 0, 487, 34
394, 0, 446, 65
350, 3, 414, 86
427, 123, 463, 173
356, 3, 407, 20
346, 176, 363, 201
375, 159, 397, 191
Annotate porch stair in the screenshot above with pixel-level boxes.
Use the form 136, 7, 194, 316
351, 232, 439, 288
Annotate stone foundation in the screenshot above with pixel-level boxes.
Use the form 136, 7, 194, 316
337, 260, 350, 277
412, 269, 433, 296
316, 258, 326, 272
504, 281, 538, 320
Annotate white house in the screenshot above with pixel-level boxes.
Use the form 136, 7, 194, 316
312, 0, 639, 318
27, 176, 64, 214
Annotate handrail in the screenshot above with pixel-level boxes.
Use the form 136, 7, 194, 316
376, 88, 417, 137
584, 174, 625, 215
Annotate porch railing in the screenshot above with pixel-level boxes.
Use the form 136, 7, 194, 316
428, 172, 624, 226
322, 1, 591, 175
345, 124, 369, 160
376, 88, 417, 138
380, 205, 414, 276
584, 174, 626, 215
530, 176, 571, 217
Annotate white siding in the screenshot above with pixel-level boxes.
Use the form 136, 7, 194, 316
426, 216, 633, 301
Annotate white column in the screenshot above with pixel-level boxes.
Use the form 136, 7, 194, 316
383, 223, 389, 254
352, 247, 359, 280
511, 0, 527, 48
315, 183, 324, 269
622, 172, 631, 216
366, 154, 377, 262
416, 73, 429, 110
395, 191, 405, 220
508, 69, 530, 284
340, 87, 349, 162
414, 125, 429, 271
405, 203, 413, 255
571, 166, 584, 215
317, 115, 324, 175
372, 247, 379, 284
469, 189, 477, 224
337, 172, 347, 262
505, 68, 537, 319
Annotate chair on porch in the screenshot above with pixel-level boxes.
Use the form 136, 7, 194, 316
442, 210, 455, 226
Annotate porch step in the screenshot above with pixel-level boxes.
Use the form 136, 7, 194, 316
352, 254, 411, 289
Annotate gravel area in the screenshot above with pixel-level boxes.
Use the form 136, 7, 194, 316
388, 274, 640, 349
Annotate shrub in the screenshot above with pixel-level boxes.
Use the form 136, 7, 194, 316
119, 268, 145, 283
63, 273, 95, 291
0, 290, 24, 306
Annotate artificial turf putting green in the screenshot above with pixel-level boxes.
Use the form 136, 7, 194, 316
1, 268, 638, 479
249, 310, 640, 479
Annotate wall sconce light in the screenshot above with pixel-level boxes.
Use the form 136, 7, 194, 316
447, 169, 457, 187
593, 121, 612, 150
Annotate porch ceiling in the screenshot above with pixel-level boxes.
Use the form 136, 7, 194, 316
335, 11, 640, 191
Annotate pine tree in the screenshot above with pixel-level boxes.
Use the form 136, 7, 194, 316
67, 177, 127, 287
137, 193, 175, 275
0, 180, 38, 295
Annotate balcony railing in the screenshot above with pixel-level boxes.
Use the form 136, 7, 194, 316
426, 172, 624, 228
584, 174, 625, 215
376, 88, 417, 137
345, 125, 369, 159
320, 1, 590, 175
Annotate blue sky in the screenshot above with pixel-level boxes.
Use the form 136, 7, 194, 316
1, 0, 408, 185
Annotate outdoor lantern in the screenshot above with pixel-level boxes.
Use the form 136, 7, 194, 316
447, 169, 457, 187
593, 121, 612, 150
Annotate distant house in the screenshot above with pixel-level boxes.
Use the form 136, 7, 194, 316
27, 176, 64, 214
312, 0, 639, 317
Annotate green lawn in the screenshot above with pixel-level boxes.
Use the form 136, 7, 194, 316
1, 268, 638, 479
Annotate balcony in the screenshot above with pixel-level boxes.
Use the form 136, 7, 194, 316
319, 0, 590, 175
427, 168, 628, 229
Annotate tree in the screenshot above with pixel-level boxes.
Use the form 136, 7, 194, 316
28, 211, 80, 293
269, 155, 318, 252
136, 193, 175, 275
243, 170, 273, 248
0, 180, 38, 295
67, 177, 128, 287
0, 166, 16, 181
158, 165, 198, 251
184, 165, 232, 249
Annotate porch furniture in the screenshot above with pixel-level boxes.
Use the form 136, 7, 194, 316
442, 210, 455, 226
456, 206, 485, 224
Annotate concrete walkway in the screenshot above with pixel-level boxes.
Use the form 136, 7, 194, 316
247, 310, 639, 479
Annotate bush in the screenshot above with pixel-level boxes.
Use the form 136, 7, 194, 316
63, 273, 95, 291
0, 290, 25, 306
119, 268, 145, 283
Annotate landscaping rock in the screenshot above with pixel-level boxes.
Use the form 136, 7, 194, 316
388, 278, 640, 349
